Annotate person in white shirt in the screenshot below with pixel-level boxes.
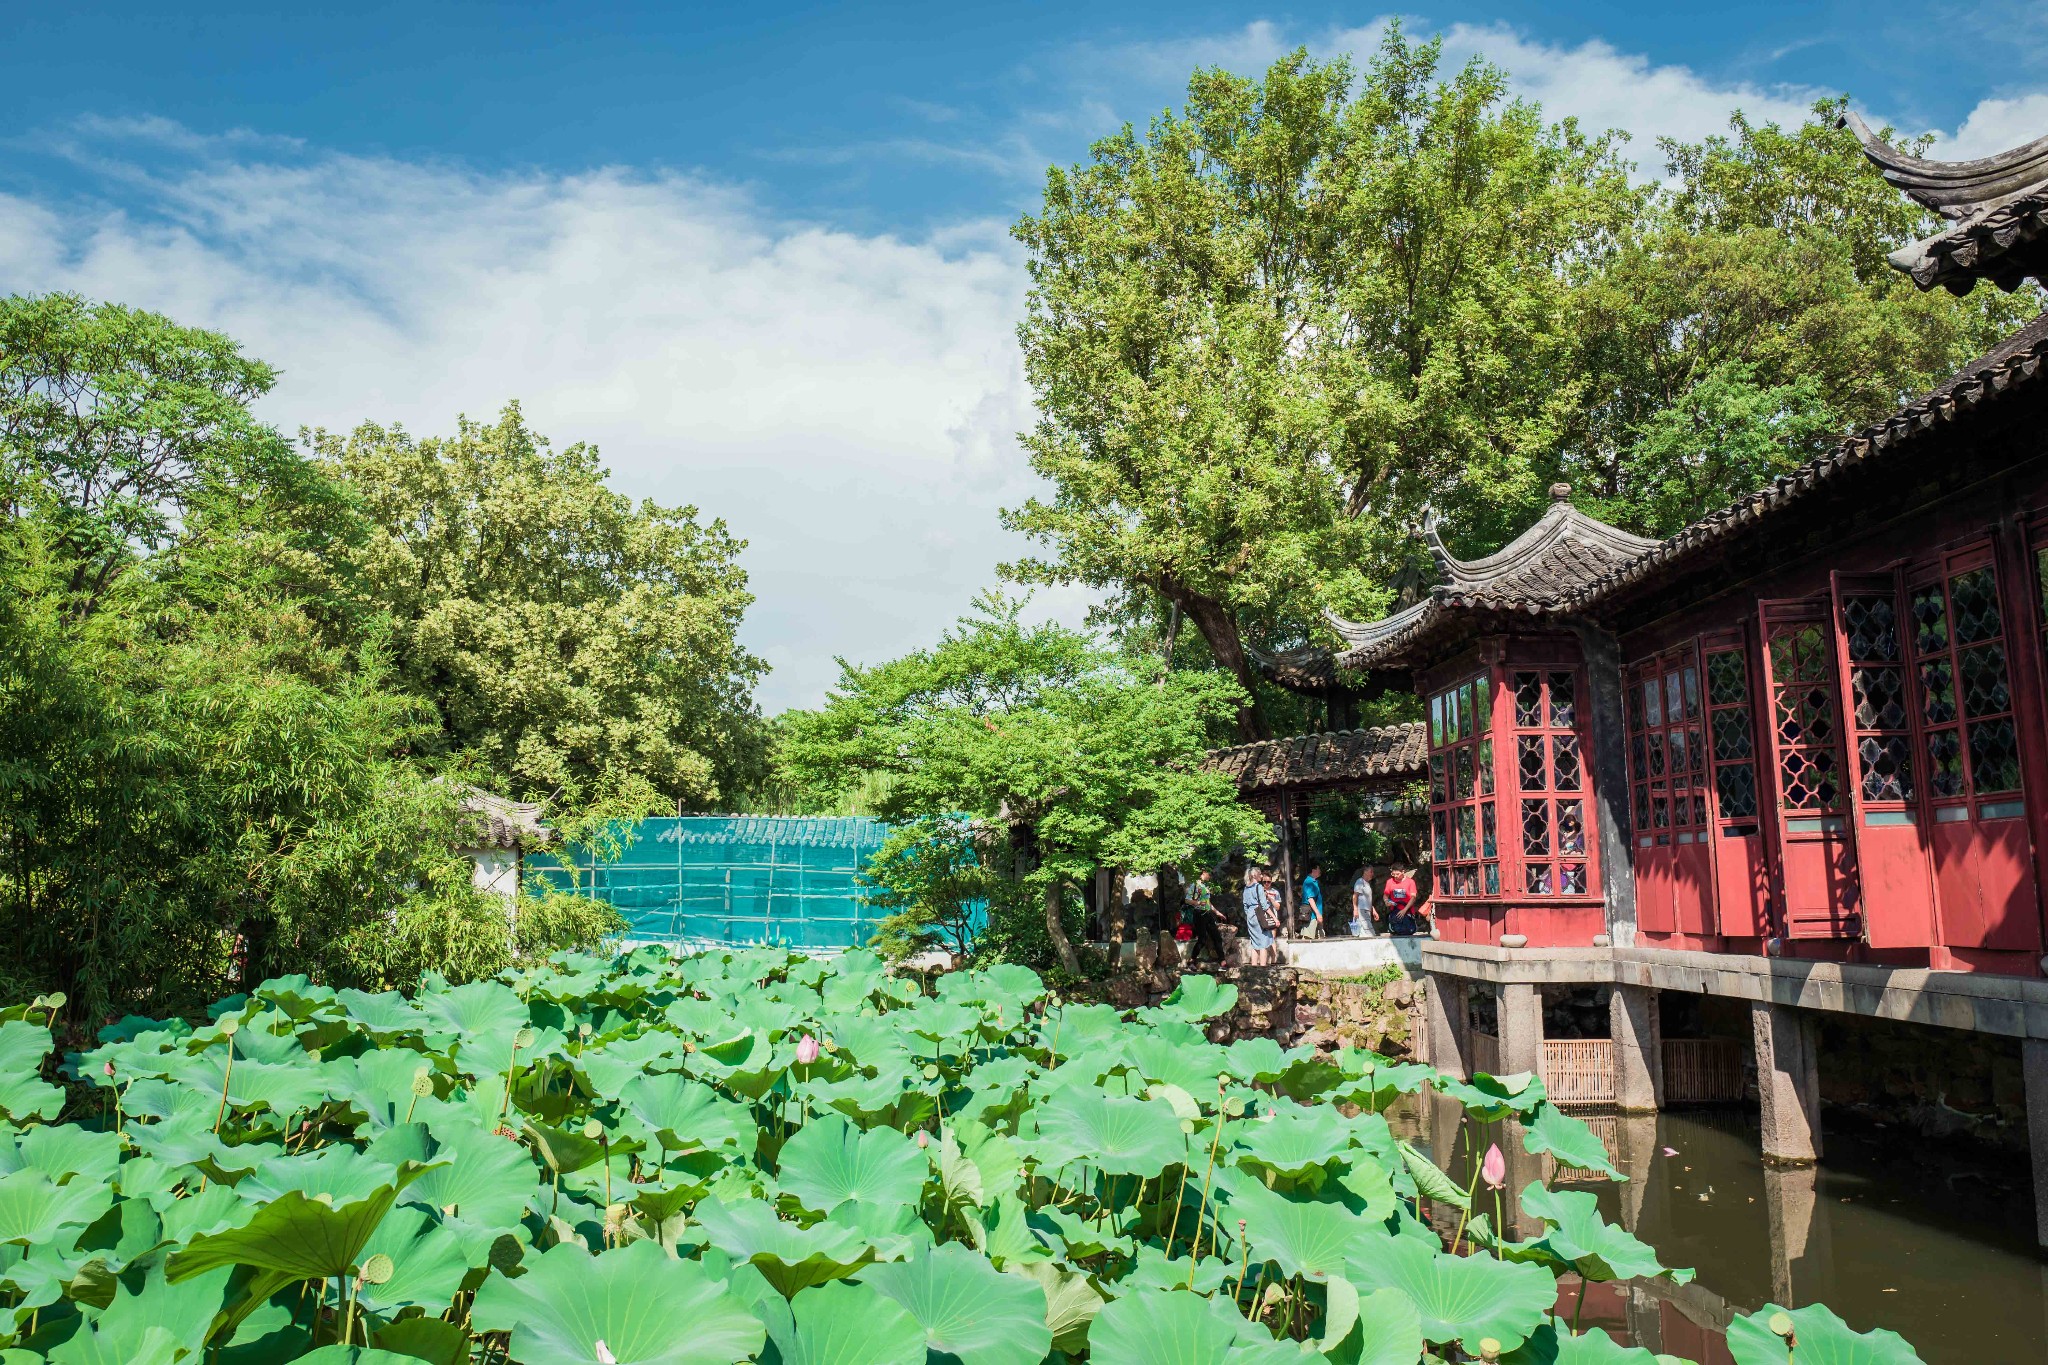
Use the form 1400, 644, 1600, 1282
1351, 865, 1377, 937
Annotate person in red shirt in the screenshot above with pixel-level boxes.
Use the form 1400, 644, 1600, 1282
1383, 860, 1424, 936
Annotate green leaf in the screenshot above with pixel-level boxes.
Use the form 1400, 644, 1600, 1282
1394, 1141, 1468, 1211
1347, 1231, 1556, 1354
1518, 1183, 1692, 1284
617, 1073, 754, 1153
0, 1022, 62, 1122
861, 1241, 1052, 1365
1504, 1324, 1670, 1365
355, 1205, 471, 1315
470, 1239, 765, 1365
370, 1315, 471, 1365
1225, 1177, 1365, 1281
1522, 1105, 1623, 1181
777, 1115, 926, 1215
1086, 1287, 1247, 1365
167, 1175, 419, 1284
1030, 1088, 1187, 1177
1726, 1303, 1924, 1365
1009, 1260, 1104, 1355
757, 1280, 926, 1365
1156, 975, 1238, 1022
1325, 1286, 1423, 1365
0, 1169, 115, 1246
690, 1195, 874, 1297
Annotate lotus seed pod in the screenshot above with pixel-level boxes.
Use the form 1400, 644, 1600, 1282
1479, 1339, 1502, 1363
360, 1253, 394, 1285
514, 1027, 536, 1049
314, 1192, 334, 1206
922, 1064, 940, 1080
1769, 1313, 1794, 1338
579, 1022, 593, 1037
1223, 1097, 1245, 1117
410, 1068, 434, 1097
219, 1017, 240, 1037
583, 1119, 604, 1141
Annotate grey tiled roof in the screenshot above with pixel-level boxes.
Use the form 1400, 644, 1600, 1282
1206, 722, 1427, 795
1567, 308, 2048, 611
1846, 113, 2048, 295
1329, 486, 1659, 669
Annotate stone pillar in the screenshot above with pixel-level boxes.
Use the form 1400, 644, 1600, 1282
1498, 982, 1545, 1077
1424, 972, 1468, 1080
1611, 984, 1663, 1113
1612, 1113, 1659, 1233
1750, 1001, 1822, 1163
1624, 1284, 1665, 1355
2025, 1039, 2048, 1249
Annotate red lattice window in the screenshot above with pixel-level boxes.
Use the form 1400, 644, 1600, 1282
1703, 646, 1760, 827
1911, 553, 2023, 814
1511, 669, 1594, 896
1627, 651, 1706, 850
1765, 620, 1847, 814
1427, 672, 1496, 898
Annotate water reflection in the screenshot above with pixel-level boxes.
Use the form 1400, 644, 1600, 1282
1388, 1097, 2046, 1364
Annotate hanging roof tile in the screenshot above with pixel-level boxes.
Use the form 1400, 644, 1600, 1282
1328, 485, 1660, 669
1206, 722, 1427, 796
1845, 113, 2048, 294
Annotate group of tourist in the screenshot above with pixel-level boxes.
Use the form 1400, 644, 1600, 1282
1185, 861, 1427, 966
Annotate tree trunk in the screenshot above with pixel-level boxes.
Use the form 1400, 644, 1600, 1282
1044, 880, 1081, 976
1161, 580, 1267, 742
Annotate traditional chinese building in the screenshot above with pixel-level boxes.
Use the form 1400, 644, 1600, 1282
1314, 117, 2048, 1242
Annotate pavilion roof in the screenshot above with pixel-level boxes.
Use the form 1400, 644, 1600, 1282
1206, 722, 1427, 798
1328, 486, 1659, 670
1845, 113, 2048, 294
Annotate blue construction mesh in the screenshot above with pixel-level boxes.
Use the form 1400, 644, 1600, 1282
531, 816, 894, 950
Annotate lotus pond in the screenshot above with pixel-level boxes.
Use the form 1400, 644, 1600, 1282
0, 946, 1923, 1363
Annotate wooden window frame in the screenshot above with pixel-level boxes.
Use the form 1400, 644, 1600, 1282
1906, 542, 2026, 819
1626, 647, 1708, 853
1507, 665, 1600, 900
1426, 669, 1497, 900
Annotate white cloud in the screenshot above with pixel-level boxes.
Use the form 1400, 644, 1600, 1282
1933, 93, 2048, 160
0, 122, 1087, 714
1424, 24, 1828, 169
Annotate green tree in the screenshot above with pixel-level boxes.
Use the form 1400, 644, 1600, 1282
0, 299, 624, 1018
1004, 30, 1642, 736
778, 595, 1270, 973
1563, 103, 2039, 534
312, 406, 767, 811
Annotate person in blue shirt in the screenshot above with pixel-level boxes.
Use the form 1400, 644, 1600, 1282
1240, 867, 1275, 964
1300, 863, 1324, 939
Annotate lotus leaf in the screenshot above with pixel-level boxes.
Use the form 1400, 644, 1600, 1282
1504, 1324, 1676, 1364
691, 1195, 875, 1296
756, 1278, 926, 1365
1030, 1088, 1186, 1176
1726, 1302, 1923, 1365
855, 1241, 1051, 1365
1346, 1229, 1556, 1353
1517, 1183, 1692, 1284
1155, 975, 1238, 1022
0, 1023, 62, 1122
777, 1114, 926, 1214
470, 1238, 763, 1364
1325, 1286, 1424, 1365
1521, 1106, 1624, 1181
1087, 1287, 1282, 1365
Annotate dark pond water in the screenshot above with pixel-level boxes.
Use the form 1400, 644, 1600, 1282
1390, 1096, 2048, 1365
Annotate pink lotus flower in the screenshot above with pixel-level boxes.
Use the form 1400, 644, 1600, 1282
102, 1062, 115, 1078
594, 1340, 617, 1364
916, 1130, 930, 1149
1481, 1143, 1507, 1191
795, 1034, 820, 1065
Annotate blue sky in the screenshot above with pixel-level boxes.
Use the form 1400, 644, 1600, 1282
5, 3, 2045, 709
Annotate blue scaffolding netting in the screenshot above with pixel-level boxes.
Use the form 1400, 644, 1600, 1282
530, 815, 895, 951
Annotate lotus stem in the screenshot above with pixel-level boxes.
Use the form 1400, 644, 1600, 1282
212, 1034, 236, 1135
1448, 1127, 1485, 1256
1186, 1083, 1230, 1285
1571, 1276, 1589, 1336
1231, 1220, 1252, 1304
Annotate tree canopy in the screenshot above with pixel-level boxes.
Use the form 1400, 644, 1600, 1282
778, 595, 1271, 971
1005, 29, 2038, 738
313, 407, 767, 812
